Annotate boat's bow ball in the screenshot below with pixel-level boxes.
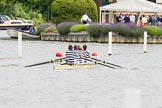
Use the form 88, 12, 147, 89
92, 52, 97, 56
56, 52, 62, 57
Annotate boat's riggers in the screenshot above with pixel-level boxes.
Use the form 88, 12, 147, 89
91, 57, 123, 68
25, 57, 65, 67
84, 58, 115, 69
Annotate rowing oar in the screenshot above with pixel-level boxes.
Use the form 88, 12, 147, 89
25, 57, 65, 67
84, 58, 115, 69
91, 57, 123, 68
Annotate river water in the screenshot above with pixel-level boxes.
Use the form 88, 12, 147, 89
0, 31, 162, 108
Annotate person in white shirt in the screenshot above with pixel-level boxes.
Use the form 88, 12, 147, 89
141, 15, 148, 25
81, 14, 91, 24
129, 14, 135, 23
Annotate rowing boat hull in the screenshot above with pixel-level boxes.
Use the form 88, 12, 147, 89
53, 64, 96, 70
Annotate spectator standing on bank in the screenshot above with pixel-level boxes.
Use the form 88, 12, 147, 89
141, 15, 148, 25
81, 14, 91, 24
116, 14, 122, 23
124, 14, 130, 23
151, 15, 158, 26
129, 14, 135, 23
148, 15, 152, 25
138, 20, 144, 27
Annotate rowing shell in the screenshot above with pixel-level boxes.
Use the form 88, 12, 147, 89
53, 64, 96, 70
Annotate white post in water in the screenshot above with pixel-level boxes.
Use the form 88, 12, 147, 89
108, 32, 112, 55
144, 31, 147, 53
124, 89, 141, 108
18, 32, 22, 58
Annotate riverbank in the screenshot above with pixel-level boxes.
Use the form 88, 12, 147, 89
41, 32, 162, 44
1, 30, 162, 44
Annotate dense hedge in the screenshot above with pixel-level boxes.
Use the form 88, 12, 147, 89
86, 24, 112, 37
51, 0, 98, 24
37, 23, 56, 35
145, 25, 162, 36
114, 23, 145, 37
57, 22, 79, 36
86, 23, 145, 37
40, 22, 162, 38
70, 24, 87, 32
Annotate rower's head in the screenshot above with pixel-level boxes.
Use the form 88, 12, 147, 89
74, 45, 78, 50
68, 45, 73, 50
83, 44, 87, 50
77, 45, 82, 50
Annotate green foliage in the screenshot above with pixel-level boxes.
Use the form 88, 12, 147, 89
100, 24, 113, 36
86, 24, 113, 37
12, 3, 45, 29
51, 0, 98, 24
31, 12, 45, 30
0, 0, 98, 25
87, 23, 144, 38
13, 3, 27, 18
36, 22, 56, 35
57, 22, 79, 36
144, 25, 162, 36
44, 26, 57, 33
0, 0, 48, 24
70, 24, 86, 32
115, 23, 144, 37
86, 24, 101, 37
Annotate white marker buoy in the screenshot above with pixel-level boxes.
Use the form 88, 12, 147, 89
108, 32, 112, 55
144, 31, 147, 53
18, 32, 22, 58
124, 89, 141, 108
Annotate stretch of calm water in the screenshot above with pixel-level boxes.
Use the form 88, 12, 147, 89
0, 30, 162, 108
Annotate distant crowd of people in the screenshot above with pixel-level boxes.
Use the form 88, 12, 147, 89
115, 13, 162, 27
65, 44, 90, 65
139, 14, 162, 26
115, 13, 136, 24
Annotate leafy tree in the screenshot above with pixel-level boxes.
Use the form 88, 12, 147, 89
0, 0, 54, 21
0, 0, 46, 29
51, 0, 98, 24
0, 0, 99, 25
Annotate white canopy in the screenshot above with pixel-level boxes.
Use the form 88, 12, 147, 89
100, 0, 162, 12
99, 0, 162, 23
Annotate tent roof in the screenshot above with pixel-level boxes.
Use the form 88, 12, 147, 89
100, 0, 162, 12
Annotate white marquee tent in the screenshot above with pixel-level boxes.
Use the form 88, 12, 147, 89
99, 0, 162, 23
